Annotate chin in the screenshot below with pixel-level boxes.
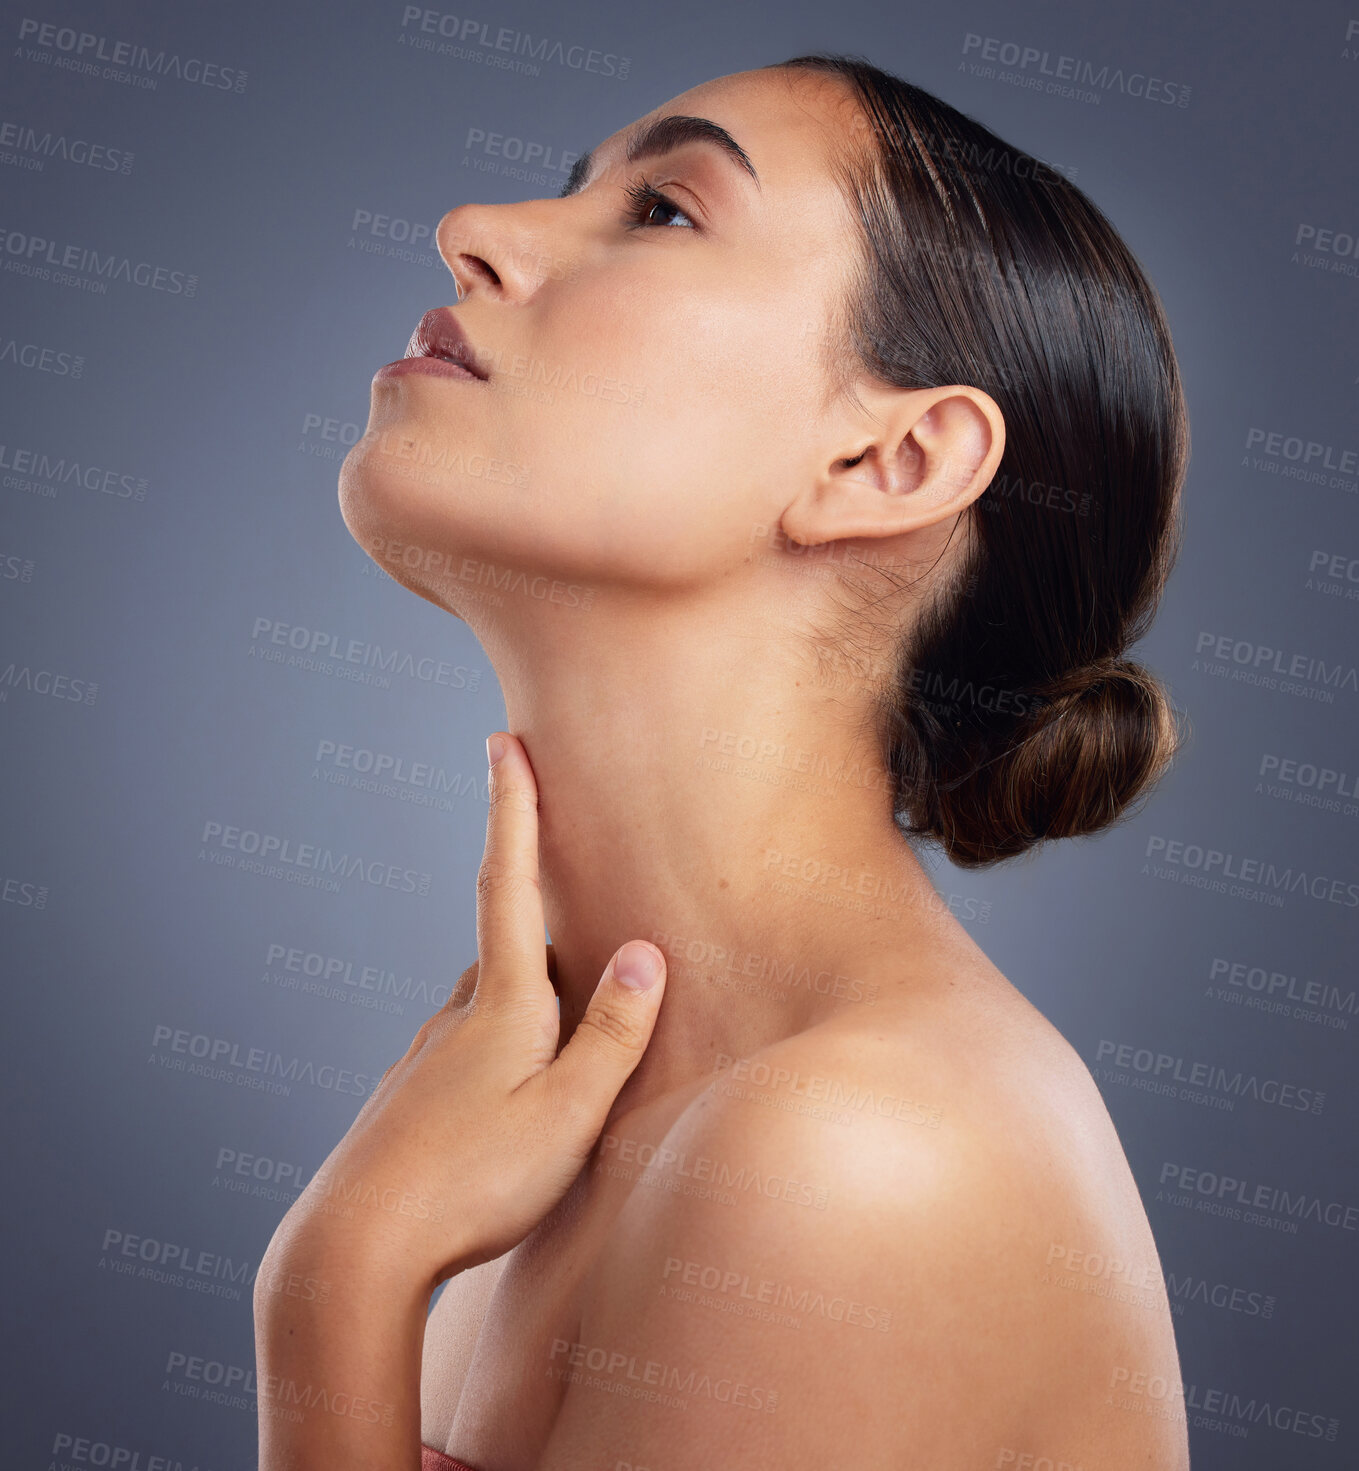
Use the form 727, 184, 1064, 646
337, 438, 533, 625
339, 440, 455, 574
337, 438, 406, 560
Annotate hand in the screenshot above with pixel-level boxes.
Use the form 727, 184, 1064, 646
264, 731, 668, 1295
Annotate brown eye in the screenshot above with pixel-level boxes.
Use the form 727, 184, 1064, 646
644, 196, 690, 228
623, 179, 697, 231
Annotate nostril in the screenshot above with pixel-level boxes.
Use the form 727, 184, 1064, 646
459, 254, 501, 289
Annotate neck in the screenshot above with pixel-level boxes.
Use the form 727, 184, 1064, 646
469, 581, 949, 1123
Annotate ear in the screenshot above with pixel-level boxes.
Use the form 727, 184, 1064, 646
781, 385, 1006, 547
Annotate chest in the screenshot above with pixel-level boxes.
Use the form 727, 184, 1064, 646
424, 1066, 739, 1462
421, 1159, 633, 1468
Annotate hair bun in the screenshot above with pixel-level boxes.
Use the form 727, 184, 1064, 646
782, 52, 1192, 868
1034, 654, 1155, 717
896, 655, 1186, 868
1002, 656, 1182, 854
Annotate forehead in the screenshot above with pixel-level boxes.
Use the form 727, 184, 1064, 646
599, 66, 865, 202
664, 66, 862, 159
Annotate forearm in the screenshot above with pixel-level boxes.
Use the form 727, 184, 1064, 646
253, 1228, 432, 1471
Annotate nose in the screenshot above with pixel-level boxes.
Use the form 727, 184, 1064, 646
436, 201, 565, 303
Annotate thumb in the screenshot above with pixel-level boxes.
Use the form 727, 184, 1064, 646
547, 941, 667, 1122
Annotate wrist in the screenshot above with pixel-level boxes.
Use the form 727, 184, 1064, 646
253, 1230, 428, 1469
257, 1220, 432, 1313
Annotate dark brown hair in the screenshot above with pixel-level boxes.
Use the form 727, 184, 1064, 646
775, 53, 1191, 868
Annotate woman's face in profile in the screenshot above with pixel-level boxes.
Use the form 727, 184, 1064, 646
339, 66, 865, 616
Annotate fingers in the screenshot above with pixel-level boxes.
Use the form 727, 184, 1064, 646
439, 946, 553, 1019
545, 941, 667, 1128
438, 959, 479, 1015
476, 732, 550, 1008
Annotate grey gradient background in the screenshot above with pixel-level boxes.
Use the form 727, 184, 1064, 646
2, 0, 1356, 1466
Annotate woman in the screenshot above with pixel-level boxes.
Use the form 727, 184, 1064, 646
254, 53, 1192, 1470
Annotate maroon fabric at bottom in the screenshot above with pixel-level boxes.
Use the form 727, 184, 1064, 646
422, 1443, 480, 1471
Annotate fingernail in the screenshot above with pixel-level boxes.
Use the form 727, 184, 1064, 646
615, 942, 661, 992
486, 733, 508, 768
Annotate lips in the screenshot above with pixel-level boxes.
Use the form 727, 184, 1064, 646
406, 307, 489, 380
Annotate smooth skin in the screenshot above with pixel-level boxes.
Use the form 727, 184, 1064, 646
254, 734, 670, 1464
258, 63, 1190, 1471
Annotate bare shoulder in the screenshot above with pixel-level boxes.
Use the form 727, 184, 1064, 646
543, 959, 1189, 1471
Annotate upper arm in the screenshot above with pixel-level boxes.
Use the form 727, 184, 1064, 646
535, 1072, 1055, 1471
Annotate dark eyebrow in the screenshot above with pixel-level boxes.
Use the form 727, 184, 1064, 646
558, 113, 759, 199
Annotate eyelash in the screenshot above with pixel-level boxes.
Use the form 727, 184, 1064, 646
622, 177, 697, 231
